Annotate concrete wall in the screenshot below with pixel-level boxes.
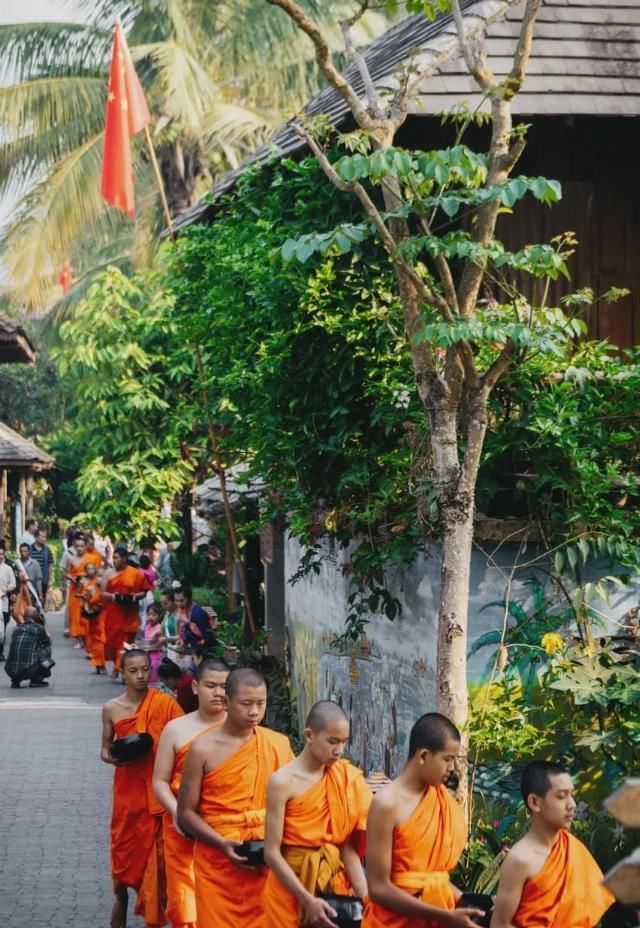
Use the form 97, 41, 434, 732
284, 534, 638, 777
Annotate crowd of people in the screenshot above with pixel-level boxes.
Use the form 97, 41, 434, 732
1, 519, 219, 695
100, 650, 618, 928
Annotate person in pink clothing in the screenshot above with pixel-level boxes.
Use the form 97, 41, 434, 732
143, 604, 164, 682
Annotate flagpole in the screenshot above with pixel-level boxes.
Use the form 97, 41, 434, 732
142, 126, 258, 637
143, 126, 175, 241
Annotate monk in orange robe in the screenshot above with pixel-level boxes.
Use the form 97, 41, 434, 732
364, 713, 482, 928
491, 761, 614, 928
264, 700, 372, 928
102, 545, 151, 678
76, 562, 106, 672
152, 659, 230, 928
178, 667, 294, 928
65, 533, 92, 645
101, 648, 183, 928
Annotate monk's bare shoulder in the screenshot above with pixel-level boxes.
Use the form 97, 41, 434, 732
502, 835, 543, 881
370, 781, 401, 817
269, 758, 296, 786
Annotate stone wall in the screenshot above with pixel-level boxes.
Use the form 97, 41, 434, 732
283, 534, 637, 776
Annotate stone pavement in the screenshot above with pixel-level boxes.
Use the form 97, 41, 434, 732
0, 612, 145, 927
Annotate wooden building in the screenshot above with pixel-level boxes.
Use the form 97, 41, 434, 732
0, 317, 53, 545
174, 0, 640, 346
0, 422, 54, 546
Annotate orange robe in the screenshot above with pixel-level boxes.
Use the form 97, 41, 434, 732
68, 554, 91, 638
193, 726, 294, 928
111, 688, 184, 927
513, 830, 614, 927
104, 565, 150, 670
362, 785, 467, 928
77, 578, 105, 666
85, 548, 104, 569
264, 759, 372, 928
162, 723, 223, 928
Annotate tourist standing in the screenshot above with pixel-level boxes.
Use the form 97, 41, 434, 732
30, 528, 54, 610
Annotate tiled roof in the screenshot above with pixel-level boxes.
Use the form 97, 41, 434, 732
0, 421, 54, 470
172, 0, 640, 232
0, 315, 36, 364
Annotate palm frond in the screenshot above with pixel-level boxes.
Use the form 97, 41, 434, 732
132, 40, 218, 131
0, 22, 109, 84
199, 101, 275, 151
2, 133, 123, 310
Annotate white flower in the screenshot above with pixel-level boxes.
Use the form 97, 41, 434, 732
393, 389, 411, 410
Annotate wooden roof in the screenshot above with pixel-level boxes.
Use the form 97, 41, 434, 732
173, 0, 640, 232
411, 0, 640, 116
0, 421, 54, 471
0, 315, 36, 364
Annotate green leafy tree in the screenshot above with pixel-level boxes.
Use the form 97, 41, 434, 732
52, 265, 196, 540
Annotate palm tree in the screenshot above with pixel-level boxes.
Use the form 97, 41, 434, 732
0, 0, 383, 311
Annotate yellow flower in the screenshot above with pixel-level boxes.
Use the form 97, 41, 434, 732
541, 632, 564, 655
324, 508, 338, 532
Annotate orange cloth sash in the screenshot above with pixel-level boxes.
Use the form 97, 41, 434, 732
362, 785, 467, 928
110, 689, 183, 926
163, 723, 222, 928
104, 565, 150, 662
193, 726, 294, 928
264, 760, 373, 928
513, 830, 614, 927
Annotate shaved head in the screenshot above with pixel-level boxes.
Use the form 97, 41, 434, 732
305, 700, 348, 732
121, 648, 150, 670
195, 658, 230, 682
225, 667, 266, 698
408, 712, 460, 757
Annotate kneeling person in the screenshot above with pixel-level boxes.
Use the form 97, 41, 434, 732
177, 668, 294, 928
490, 761, 614, 928
363, 713, 483, 928
264, 701, 372, 928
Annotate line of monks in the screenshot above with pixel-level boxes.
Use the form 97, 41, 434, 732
66, 538, 150, 676
101, 650, 616, 928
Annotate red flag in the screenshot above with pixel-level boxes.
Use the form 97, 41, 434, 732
59, 260, 73, 294
101, 22, 150, 218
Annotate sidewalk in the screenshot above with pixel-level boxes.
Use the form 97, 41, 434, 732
0, 612, 145, 927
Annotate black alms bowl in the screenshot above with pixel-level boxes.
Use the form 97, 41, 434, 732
459, 892, 494, 928
109, 732, 154, 763
318, 894, 363, 928
236, 840, 265, 867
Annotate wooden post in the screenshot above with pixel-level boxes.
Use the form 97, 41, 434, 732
26, 474, 34, 518
18, 473, 26, 541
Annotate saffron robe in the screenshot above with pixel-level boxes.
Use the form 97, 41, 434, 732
193, 726, 294, 928
77, 577, 105, 666
111, 688, 184, 926
513, 830, 614, 928
67, 554, 91, 638
104, 565, 150, 669
264, 759, 372, 928
162, 723, 222, 928
362, 785, 467, 928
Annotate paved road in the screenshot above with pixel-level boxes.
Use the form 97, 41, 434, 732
0, 612, 145, 927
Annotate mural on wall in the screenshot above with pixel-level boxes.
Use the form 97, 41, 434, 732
288, 616, 435, 776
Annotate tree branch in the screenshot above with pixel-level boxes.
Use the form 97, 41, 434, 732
481, 341, 514, 393
451, 0, 495, 90
505, 0, 543, 99
340, 1, 381, 116
266, 0, 378, 131
294, 124, 452, 319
